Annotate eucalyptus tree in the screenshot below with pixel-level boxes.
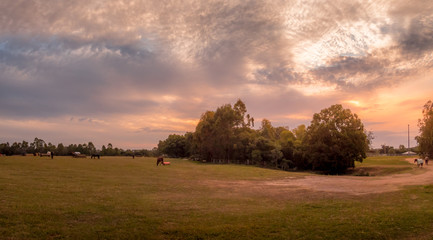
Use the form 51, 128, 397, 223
192, 99, 254, 162
32, 137, 46, 153
194, 110, 216, 161
87, 142, 97, 154
260, 119, 276, 140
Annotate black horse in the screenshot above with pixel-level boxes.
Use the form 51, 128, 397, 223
91, 154, 100, 159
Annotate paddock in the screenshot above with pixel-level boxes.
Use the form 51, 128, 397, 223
1, 155, 433, 240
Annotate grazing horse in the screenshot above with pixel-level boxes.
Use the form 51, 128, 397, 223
157, 157, 164, 166
414, 158, 424, 167
91, 154, 100, 159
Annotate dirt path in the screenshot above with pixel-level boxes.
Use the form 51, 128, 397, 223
264, 158, 432, 195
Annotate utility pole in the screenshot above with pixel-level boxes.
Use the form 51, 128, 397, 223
407, 124, 410, 152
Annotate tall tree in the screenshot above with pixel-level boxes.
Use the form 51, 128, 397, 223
0, 142, 12, 155
184, 132, 195, 157
194, 111, 216, 161
233, 99, 247, 127
21, 141, 29, 154
260, 119, 276, 140
32, 137, 46, 153
158, 134, 187, 158
213, 104, 239, 161
233, 99, 254, 128
191, 99, 254, 162
57, 143, 66, 155
303, 104, 369, 174
278, 129, 296, 167
292, 124, 306, 147
233, 127, 258, 164
87, 142, 96, 154
101, 145, 107, 155
416, 100, 433, 158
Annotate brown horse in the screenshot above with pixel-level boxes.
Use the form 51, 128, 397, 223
156, 157, 164, 166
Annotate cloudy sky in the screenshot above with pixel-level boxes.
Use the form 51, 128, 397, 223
1, 0, 432, 149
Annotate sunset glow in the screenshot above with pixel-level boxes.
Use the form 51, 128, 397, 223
345, 100, 361, 107
1, 0, 432, 149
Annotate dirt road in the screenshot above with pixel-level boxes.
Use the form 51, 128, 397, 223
265, 158, 432, 195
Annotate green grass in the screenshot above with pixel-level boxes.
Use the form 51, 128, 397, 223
352, 155, 416, 176
1, 156, 432, 239
357, 155, 414, 166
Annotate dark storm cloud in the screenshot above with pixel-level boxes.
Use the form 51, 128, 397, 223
387, 0, 433, 56
396, 18, 433, 57
309, 53, 410, 90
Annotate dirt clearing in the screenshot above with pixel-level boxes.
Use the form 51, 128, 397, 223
264, 158, 432, 195
204, 158, 432, 196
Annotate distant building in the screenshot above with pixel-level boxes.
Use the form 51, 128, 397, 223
402, 151, 416, 155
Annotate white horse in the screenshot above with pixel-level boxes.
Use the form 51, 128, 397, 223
414, 158, 424, 167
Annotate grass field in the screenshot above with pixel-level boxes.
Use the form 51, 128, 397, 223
352, 155, 415, 176
1, 155, 432, 239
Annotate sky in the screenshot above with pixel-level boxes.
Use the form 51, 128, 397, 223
1, 0, 432, 149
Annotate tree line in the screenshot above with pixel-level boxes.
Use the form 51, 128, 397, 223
374, 144, 418, 155
159, 99, 433, 174
3, 99, 431, 174
158, 99, 372, 174
0, 137, 156, 157
416, 100, 433, 159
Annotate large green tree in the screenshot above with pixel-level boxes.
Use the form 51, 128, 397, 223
194, 110, 216, 161
303, 104, 369, 174
158, 134, 187, 158
416, 100, 433, 158
192, 99, 254, 163
213, 104, 239, 161
31, 137, 46, 153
